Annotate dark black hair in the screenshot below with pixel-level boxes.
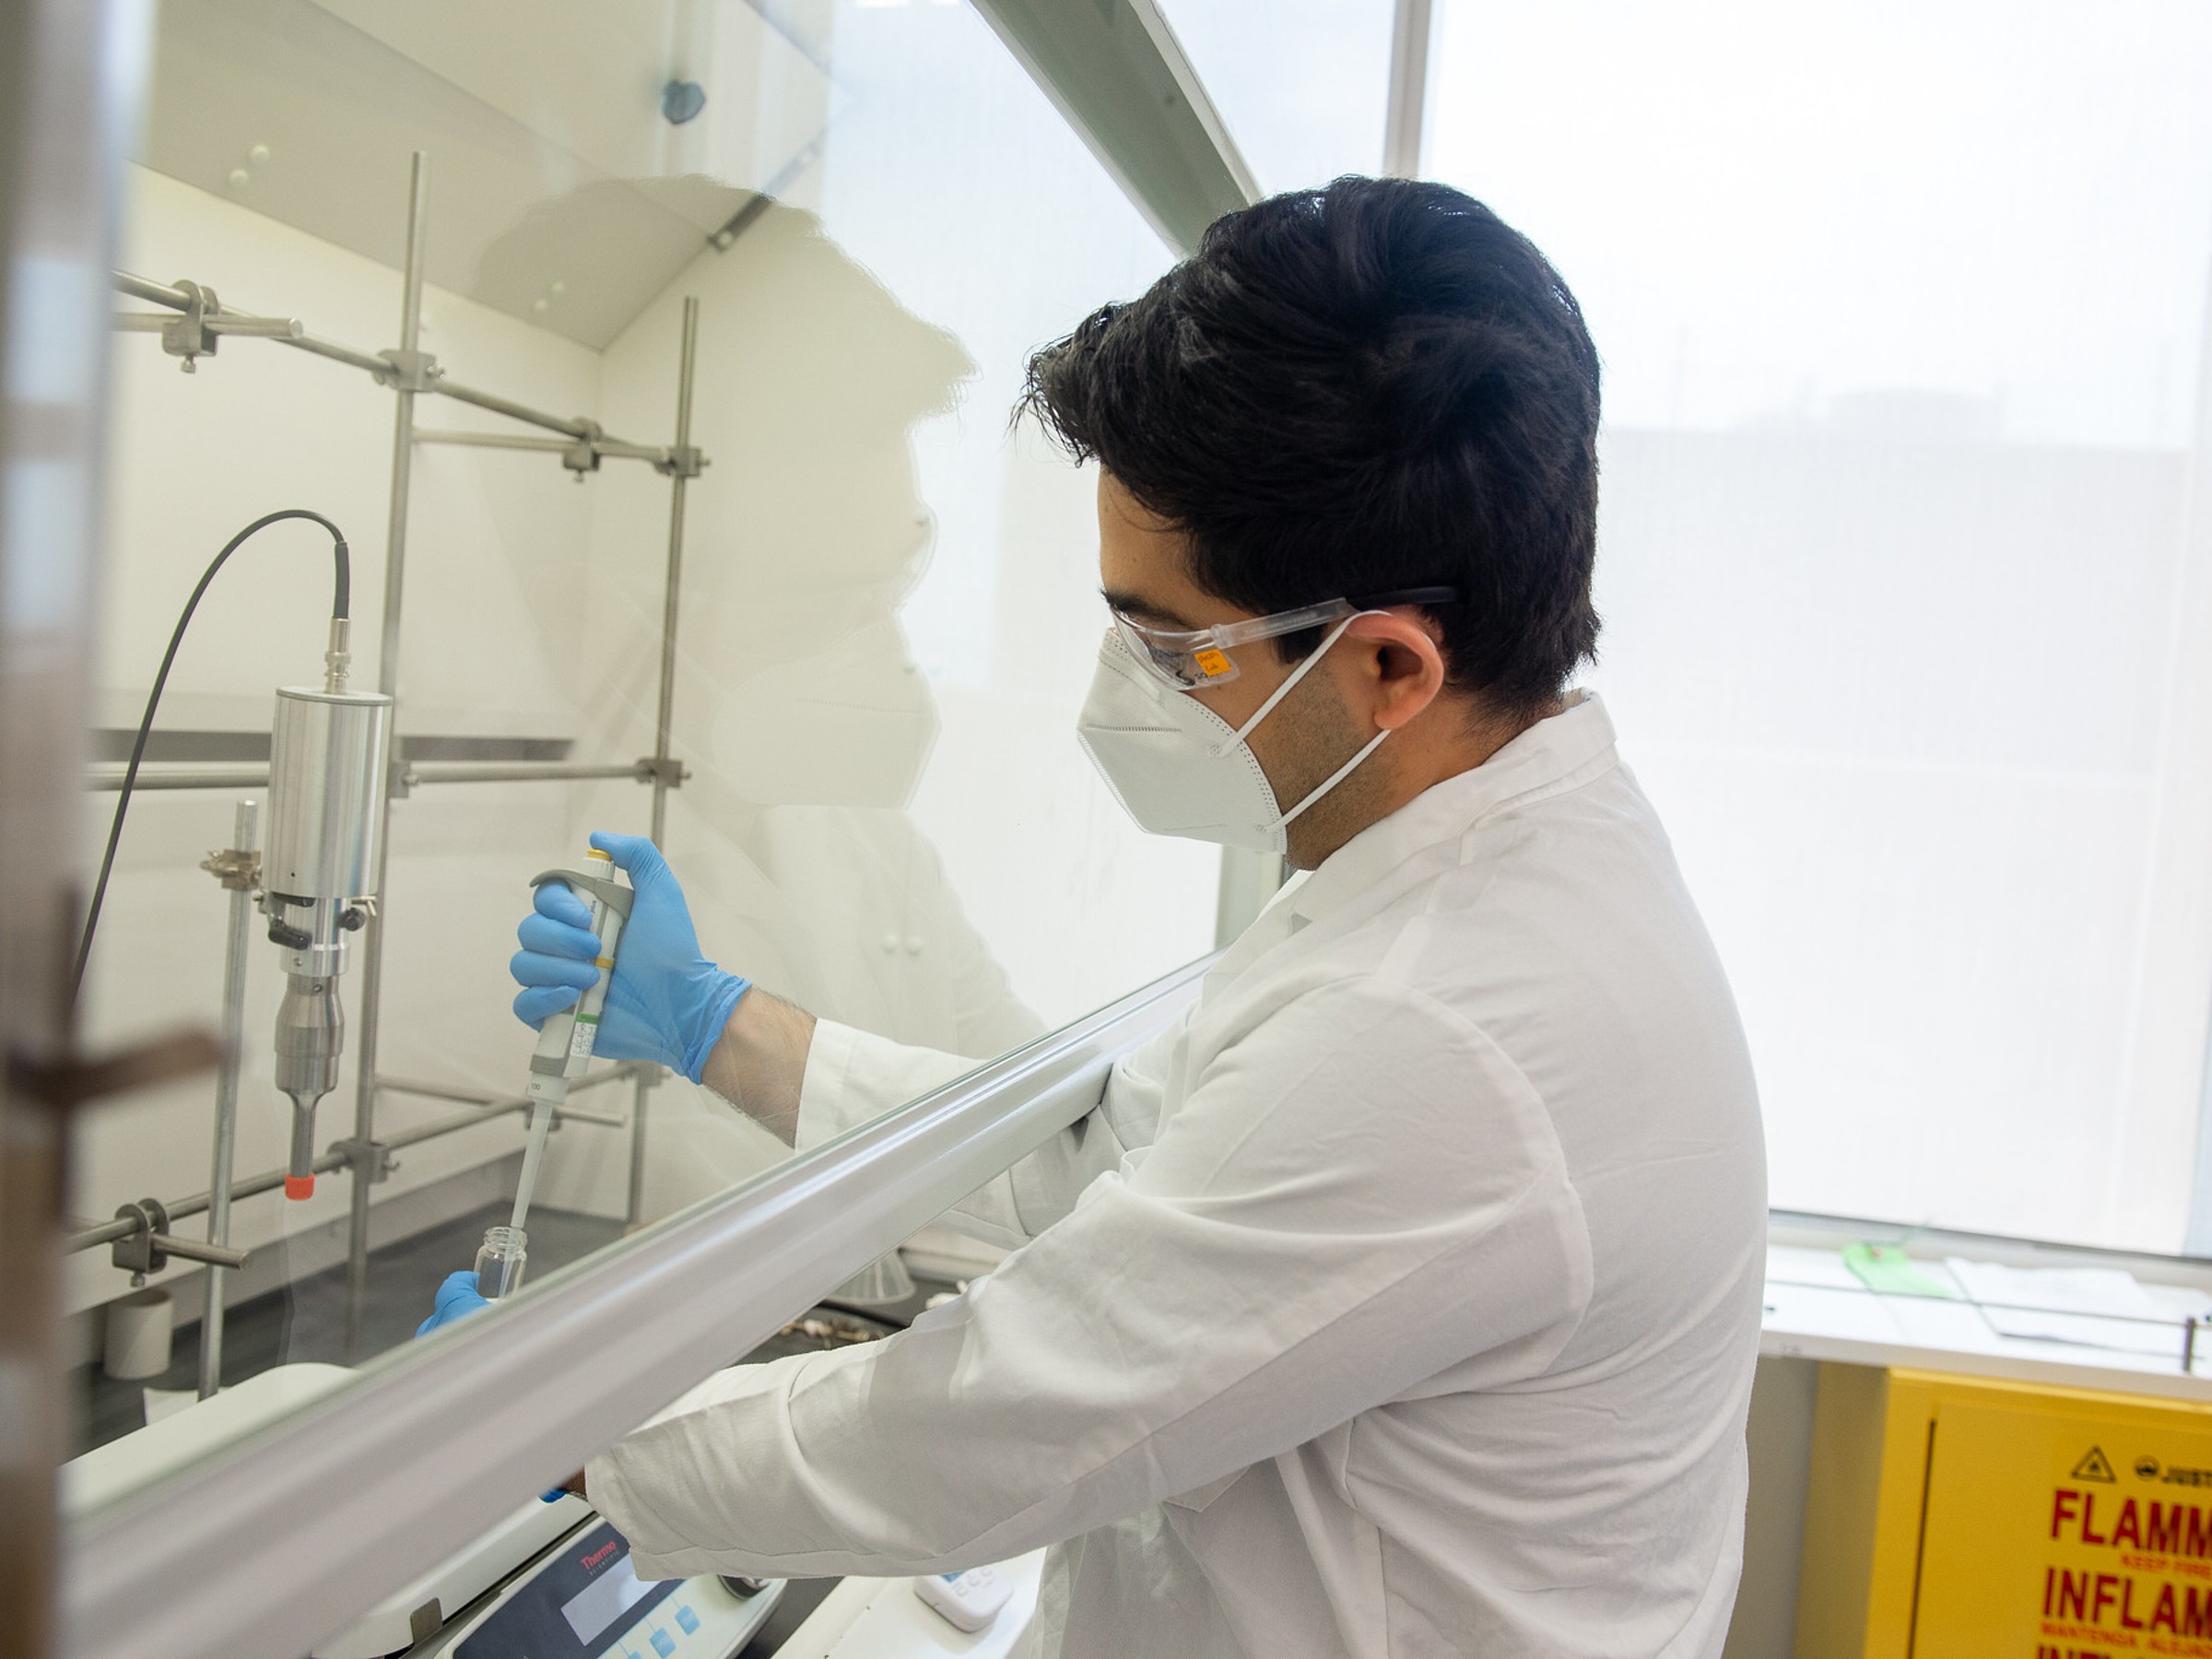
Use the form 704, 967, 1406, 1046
1019, 176, 1602, 715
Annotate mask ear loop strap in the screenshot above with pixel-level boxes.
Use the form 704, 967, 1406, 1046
1206, 614, 1369, 759
1278, 725, 1391, 829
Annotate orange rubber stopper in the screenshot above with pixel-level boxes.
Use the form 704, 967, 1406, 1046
284, 1173, 315, 1201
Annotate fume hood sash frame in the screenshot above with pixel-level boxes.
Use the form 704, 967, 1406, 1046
62, 952, 1211, 1659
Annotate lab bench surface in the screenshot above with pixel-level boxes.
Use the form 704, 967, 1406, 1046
1760, 1240, 2212, 1402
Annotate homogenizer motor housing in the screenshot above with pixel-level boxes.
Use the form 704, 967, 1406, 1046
263, 681, 391, 1198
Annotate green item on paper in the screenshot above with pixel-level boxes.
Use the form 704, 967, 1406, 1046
1843, 1242, 1956, 1299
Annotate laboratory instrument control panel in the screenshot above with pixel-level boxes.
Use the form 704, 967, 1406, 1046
453, 1518, 782, 1659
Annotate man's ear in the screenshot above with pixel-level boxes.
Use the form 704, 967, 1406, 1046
1345, 612, 1448, 732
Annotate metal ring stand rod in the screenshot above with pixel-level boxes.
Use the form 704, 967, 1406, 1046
339, 147, 432, 1359
413, 428, 678, 467
628, 294, 703, 1230
61, 1065, 642, 1254
111, 272, 671, 454
86, 759, 651, 792
198, 798, 257, 1398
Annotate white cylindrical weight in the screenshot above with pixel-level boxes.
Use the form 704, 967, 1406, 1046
103, 1288, 174, 1381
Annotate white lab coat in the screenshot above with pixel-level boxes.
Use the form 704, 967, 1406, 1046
587, 693, 1768, 1658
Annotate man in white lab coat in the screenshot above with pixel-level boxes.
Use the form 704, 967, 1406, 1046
511, 178, 1766, 1656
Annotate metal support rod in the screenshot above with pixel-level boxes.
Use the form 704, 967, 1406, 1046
411, 429, 578, 453
652, 297, 700, 848
111, 271, 666, 453
375, 1071, 629, 1129
136, 1230, 250, 1271
87, 759, 653, 792
628, 297, 702, 1228
67, 1150, 347, 1252
288, 332, 407, 379
409, 760, 647, 786
86, 764, 268, 792
1382, 0, 1435, 180
413, 427, 677, 467
425, 379, 595, 441
199, 799, 257, 1399
376, 1099, 595, 1151
64, 1065, 635, 1254
112, 269, 185, 306
377, 1067, 641, 1107
344, 150, 429, 1359
111, 311, 301, 340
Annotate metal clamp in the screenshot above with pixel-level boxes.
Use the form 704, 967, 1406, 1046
200, 846, 262, 892
331, 1137, 397, 1185
112, 280, 306, 372
654, 443, 706, 480
110, 1196, 253, 1286
633, 755, 688, 789
158, 278, 217, 372
561, 420, 606, 477
376, 346, 441, 394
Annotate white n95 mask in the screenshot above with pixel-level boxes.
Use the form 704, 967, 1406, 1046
1075, 615, 1388, 852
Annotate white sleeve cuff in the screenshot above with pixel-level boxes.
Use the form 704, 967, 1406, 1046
794, 1019, 982, 1152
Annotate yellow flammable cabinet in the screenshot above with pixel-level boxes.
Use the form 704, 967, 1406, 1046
1796, 1365, 2212, 1658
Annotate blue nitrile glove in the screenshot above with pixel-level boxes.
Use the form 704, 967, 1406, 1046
417, 1269, 490, 1336
510, 830, 751, 1085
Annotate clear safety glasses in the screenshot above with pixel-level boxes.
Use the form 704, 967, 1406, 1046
1111, 588, 1461, 689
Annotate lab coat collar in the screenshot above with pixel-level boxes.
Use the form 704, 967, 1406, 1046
1285, 690, 1618, 930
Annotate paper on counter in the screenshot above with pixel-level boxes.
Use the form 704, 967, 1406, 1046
1945, 1258, 2210, 1358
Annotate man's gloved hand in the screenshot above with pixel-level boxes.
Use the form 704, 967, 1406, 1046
510, 830, 751, 1086
416, 1269, 490, 1336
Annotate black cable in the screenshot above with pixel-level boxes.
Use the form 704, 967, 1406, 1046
74, 509, 351, 997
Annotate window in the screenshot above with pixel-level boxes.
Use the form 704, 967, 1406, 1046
1157, 0, 1399, 191
1429, 0, 2212, 1250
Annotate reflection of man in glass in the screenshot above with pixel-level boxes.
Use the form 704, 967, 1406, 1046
517, 181, 1766, 1658
528, 200, 1042, 1220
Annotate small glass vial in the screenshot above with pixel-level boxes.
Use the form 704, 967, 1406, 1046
475, 1225, 527, 1300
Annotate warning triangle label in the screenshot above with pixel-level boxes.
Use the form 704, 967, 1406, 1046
2072, 1446, 2117, 1483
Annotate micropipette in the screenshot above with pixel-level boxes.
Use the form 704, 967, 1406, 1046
480, 846, 633, 1298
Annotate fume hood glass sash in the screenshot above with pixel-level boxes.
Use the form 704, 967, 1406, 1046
61, 953, 1209, 1659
